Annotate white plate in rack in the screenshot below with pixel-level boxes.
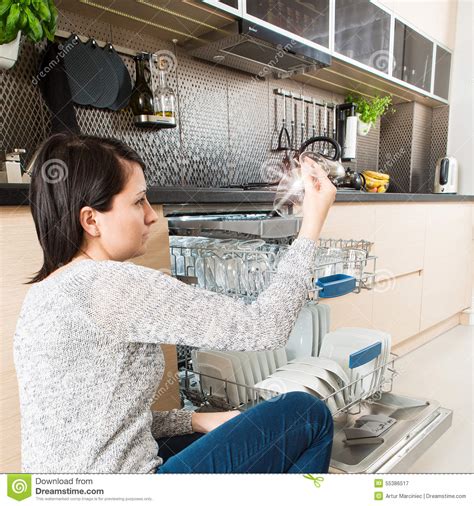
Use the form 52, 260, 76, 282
192, 350, 240, 407
277, 362, 345, 409
210, 351, 247, 404
289, 356, 351, 403
269, 370, 338, 414
285, 306, 314, 361
254, 376, 309, 401
246, 351, 263, 384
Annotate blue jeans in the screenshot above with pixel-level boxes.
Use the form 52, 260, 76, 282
155, 391, 334, 473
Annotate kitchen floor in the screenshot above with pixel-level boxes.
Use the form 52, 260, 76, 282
393, 324, 473, 473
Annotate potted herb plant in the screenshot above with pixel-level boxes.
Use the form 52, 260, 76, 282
345, 94, 394, 136
0, 0, 58, 70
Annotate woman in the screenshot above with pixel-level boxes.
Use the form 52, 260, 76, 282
13, 133, 336, 474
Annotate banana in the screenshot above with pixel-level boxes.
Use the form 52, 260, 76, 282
362, 170, 390, 181
364, 176, 385, 188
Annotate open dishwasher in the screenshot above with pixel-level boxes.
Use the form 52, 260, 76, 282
163, 205, 453, 474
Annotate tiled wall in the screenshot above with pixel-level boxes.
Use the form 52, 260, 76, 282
0, 9, 446, 190
379, 102, 449, 193
1, 9, 378, 188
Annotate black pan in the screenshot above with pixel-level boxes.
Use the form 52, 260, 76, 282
105, 43, 133, 111
63, 34, 103, 106
85, 39, 120, 109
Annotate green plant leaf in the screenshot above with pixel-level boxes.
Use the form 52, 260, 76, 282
47, 0, 57, 24
346, 93, 393, 124
0, 0, 13, 18
5, 2, 20, 32
18, 10, 27, 29
42, 19, 54, 41
32, 0, 50, 22
25, 5, 43, 42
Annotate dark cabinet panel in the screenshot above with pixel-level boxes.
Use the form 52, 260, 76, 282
246, 0, 331, 48
393, 20, 433, 92
219, 0, 239, 8
433, 45, 451, 99
334, 0, 391, 73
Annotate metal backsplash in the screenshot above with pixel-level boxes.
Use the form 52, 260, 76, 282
379, 102, 449, 193
1, 9, 394, 188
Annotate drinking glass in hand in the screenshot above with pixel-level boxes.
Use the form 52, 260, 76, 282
273, 151, 331, 217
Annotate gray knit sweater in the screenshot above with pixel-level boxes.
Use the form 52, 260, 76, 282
13, 237, 318, 473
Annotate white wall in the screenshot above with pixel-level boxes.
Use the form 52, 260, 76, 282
446, 0, 474, 195
378, 0, 458, 49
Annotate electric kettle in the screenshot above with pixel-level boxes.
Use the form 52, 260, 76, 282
433, 156, 458, 194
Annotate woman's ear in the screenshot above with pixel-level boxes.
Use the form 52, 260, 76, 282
79, 206, 101, 237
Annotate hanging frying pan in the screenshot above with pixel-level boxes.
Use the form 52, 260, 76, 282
105, 43, 133, 111
84, 39, 119, 109
62, 34, 103, 106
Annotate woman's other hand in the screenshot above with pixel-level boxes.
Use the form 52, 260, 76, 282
191, 410, 241, 434
298, 156, 337, 242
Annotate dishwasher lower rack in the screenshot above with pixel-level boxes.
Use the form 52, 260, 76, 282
180, 350, 399, 416
169, 235, 376, 301
178, 352, 453, 473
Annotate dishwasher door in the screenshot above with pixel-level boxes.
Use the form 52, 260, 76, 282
166, 211, 453, 474
329, 393, 453, 473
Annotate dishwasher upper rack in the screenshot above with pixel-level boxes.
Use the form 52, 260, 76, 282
169, 236, 376, 302
180, 350, 399, 419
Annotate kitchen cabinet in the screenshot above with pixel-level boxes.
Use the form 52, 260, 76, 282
433, 45, 452, 100
202, 0, 241, 14
372, 203, 427, 278
420, 204, 472, 331
245, 0, 331, 49
393, 19, 434, 92
372, 272, 423, 345
334, 0, 392, 73
320, 201, 472, 348
326, 289, 374, 331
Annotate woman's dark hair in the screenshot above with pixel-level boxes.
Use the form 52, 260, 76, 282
27, 133, 146, 284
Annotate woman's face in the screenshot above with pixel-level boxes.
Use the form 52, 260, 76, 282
92, 161, 159, 261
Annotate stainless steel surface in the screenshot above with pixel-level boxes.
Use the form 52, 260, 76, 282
184, 18, 330, 78
168, 214, 302, 238
374, 407, 453, 473
329, 393, 453, 473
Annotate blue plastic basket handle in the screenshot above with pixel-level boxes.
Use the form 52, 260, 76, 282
348, 342, 382, 369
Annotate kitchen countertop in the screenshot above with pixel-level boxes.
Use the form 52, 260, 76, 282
1, 183, 474, 206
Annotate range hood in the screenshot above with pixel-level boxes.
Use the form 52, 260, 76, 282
184, 18, 331, 79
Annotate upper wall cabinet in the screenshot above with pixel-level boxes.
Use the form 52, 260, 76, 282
219, 0, 239, 8
202, 0, 241, 15
334, 0, 391, 74
393, 20, 433, 93
245, 0, 331, 49
433, 45, 451, 100
202, 0, 452, 103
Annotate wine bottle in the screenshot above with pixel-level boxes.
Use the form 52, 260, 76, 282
130, 53, 155, 126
